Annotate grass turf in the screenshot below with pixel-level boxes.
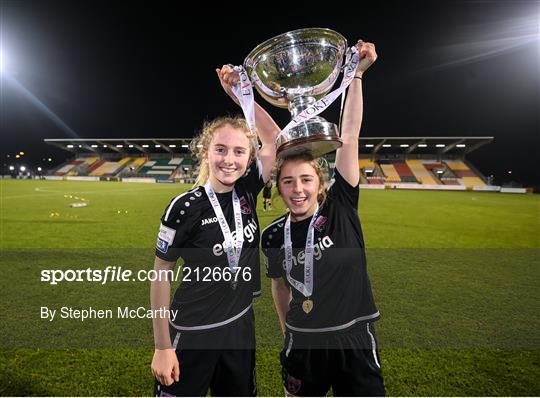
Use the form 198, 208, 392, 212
0, 179, 539, 395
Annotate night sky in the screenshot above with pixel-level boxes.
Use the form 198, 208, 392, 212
1, 0, 538, 185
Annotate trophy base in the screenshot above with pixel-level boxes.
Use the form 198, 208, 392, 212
277, 120, 343, 158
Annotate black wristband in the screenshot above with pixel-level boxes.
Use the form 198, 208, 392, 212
354, 76, 362, 80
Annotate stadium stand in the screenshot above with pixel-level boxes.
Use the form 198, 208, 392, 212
406, 159, 440, 185
138, 158, 183, 178
87, 160, 105, 174
392, 162, 418, 183
359, 158, 375, 170
445, 160, 486, 188
53, 159, 84, 176
380, 163, 402, 183
90, 157, 133, 177
53, 157, 100, 176
70, 157, 99, 176
44, 137, 495, 190
117, 157, 148, 177
358, 158, 383, 184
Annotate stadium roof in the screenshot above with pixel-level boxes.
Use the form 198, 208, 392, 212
44, 138, 194, 154
359, 136, 493, 155
44, 136, 494, 155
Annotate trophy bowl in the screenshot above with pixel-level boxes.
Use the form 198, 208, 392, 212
244, 28, 347, 157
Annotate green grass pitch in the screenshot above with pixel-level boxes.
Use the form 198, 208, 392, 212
0, 179, 538, 395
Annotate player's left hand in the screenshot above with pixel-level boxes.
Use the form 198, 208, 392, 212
355, 40, 377, 77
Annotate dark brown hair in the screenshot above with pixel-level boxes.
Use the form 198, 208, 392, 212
275, 150, 329, 204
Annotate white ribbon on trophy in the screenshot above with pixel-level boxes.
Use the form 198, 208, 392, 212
229, 66, 259, 156
274, 46, 360, 146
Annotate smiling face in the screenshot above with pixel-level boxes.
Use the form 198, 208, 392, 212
205, 124, 251, 192
278, 159, 322, 222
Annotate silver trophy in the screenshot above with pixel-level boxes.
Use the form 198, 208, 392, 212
244, 28, 348, 157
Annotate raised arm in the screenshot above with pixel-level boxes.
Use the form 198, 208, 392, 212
216, 66, 280, 182
335, 41, 378, 186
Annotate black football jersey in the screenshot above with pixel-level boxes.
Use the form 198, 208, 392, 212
262, 170, 380, 332
155, 160, 264, 331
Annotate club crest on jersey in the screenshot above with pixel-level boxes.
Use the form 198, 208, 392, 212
313, 215, 327, 232
239, 196, 252, 214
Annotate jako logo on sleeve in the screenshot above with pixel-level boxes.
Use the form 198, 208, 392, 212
156, 224, 176, 253
201, 217, 218, 226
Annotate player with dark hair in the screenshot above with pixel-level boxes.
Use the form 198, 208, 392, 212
262, 40, 385, 396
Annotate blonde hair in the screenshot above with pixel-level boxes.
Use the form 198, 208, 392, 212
190, 116, 257, 188
275, 151, 329, 205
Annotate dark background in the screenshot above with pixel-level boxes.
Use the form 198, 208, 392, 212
1, 0, 538, 185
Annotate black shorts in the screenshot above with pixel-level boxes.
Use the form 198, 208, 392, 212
155, 309, 257, 397
280, 322, 384, 396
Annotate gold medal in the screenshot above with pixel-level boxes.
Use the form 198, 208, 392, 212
302, 299, 313, 314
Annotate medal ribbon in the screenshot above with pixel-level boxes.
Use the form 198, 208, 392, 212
284, 205, 319, 298
204, 183, 244, 272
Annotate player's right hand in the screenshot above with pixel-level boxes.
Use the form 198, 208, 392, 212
151, 348, 180, 386
216, 65, 241, 105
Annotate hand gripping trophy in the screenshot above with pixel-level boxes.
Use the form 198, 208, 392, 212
230, 28, 362, 157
